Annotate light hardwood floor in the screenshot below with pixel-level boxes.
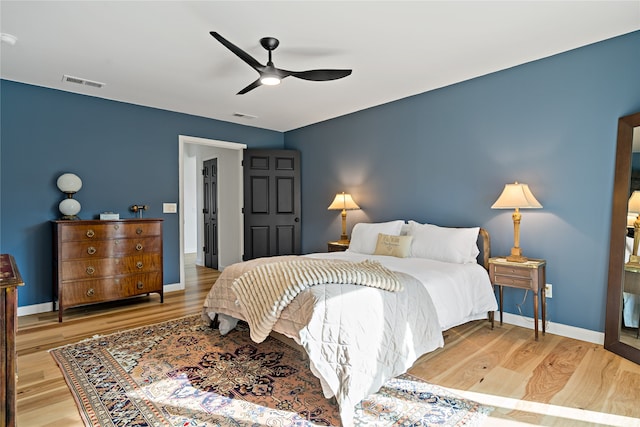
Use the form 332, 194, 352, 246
15, 260, 640, 426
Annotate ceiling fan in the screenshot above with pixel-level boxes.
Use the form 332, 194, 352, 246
210, 32, 352, 95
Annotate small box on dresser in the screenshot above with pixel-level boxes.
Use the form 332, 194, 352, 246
52, 219, 164, 322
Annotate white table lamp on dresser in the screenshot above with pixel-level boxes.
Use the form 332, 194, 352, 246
57, 173, 82, 220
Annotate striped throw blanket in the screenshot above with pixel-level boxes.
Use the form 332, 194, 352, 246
231, 258, 403, 342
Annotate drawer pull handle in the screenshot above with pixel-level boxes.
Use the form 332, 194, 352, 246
86, 229, 95, 238
136, 261, 143, 269
87, 246, 96, 255
136, 228, 143, 235
86, 288, 95, 297
86, 266, 95, 275
136, 281, 144, 290
136, 243, 143, 251
114, 224, 119, 230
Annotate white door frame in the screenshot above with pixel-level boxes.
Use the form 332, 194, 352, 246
178, 135, 246, 289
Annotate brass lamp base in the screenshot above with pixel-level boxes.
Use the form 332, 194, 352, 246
59, 215, 80, 220
506, 247, 528, 263
336, 212, 350, 245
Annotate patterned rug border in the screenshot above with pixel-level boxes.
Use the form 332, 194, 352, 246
400, 374, 495, 426
50, 314, 494, 427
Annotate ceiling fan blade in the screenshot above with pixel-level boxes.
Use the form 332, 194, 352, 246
237, 78, 262, 95
210, 32, 264, 72
289, 69, 352, 81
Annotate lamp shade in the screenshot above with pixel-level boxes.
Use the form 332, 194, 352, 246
56, 173, 82, 193
629, 191, 640, 214
491, 182, 542, 209
59, 198, 81, 217
328, 192, 360, 210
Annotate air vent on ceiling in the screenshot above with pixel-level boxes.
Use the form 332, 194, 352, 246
233, 112, 257, 119
62, 75, 105, 89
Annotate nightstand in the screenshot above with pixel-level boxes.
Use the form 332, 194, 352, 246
328, 241, 350, 252
488, 257, 547, 340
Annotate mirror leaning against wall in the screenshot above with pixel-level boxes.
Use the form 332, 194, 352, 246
606, 111, 640, 364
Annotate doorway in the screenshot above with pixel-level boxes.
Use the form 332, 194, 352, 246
178, 135, 246, 288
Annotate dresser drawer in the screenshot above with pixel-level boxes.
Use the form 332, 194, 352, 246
58, 221, 162, 242
59, 237, 161, 260
59, 272, 162, 306
60, 253, 162, 281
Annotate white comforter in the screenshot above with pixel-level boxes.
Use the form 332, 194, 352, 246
202, 252, 497, 425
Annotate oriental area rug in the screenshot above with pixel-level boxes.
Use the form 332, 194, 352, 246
50, 315, 493, 426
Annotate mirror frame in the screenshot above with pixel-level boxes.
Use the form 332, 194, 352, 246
605, 111, 640, 364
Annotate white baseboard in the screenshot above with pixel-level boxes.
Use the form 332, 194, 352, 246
17, 283, 184, 317
499, 311, 604, 345
163, 282, 184, 293
18, 301, 54, 317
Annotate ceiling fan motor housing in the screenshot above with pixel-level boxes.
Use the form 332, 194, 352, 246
260, 37, 279, 51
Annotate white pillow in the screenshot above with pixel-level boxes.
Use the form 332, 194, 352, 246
348, 221, 405, 254
407, 221, 480, 264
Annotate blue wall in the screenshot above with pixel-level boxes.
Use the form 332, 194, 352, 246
0, 81, 283, 307
284, 31, 640, 332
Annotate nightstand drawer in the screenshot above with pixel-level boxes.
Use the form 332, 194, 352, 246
493, 274, 532, 289
493, 264, 533, 279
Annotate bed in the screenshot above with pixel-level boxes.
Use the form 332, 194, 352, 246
202, 220, 498, 425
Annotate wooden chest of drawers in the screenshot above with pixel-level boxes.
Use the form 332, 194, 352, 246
53, 219, 163, 322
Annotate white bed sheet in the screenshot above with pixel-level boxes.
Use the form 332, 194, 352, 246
202, 252, 497, 425
307, 251, 498, 331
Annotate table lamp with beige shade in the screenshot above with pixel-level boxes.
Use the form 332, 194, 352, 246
328, 192, 360, 243
491, 182, 542, 262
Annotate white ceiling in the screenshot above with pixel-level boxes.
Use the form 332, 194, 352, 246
1, 1, 639, 132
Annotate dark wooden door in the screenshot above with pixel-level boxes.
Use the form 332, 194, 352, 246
203, 158, 218, 269
243, 149, 301, 260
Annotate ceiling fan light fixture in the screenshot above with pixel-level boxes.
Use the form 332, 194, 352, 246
260, 75, 281, 86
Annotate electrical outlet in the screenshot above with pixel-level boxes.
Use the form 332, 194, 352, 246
545, 283, 553, 298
